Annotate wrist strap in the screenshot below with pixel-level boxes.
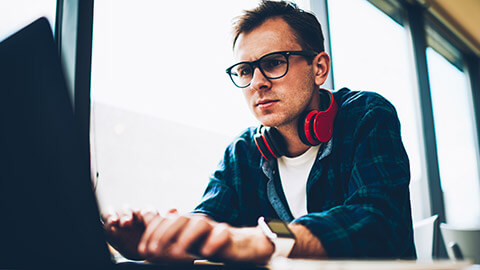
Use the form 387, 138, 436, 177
272, 237, 295, 258
258, 217, 295, 258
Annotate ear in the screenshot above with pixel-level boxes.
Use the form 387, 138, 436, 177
312, 52, 330, 86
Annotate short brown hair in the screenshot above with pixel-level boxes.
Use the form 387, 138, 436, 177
232, 1, 325, 53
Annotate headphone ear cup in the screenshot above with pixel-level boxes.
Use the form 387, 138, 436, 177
264, 127, 286, 157
298, 110, 321, 146
312, 91, 338, 143
254, 126, 274, 160
253, 125, 276, 160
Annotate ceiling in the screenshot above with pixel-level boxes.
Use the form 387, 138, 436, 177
422, 0, 480, 55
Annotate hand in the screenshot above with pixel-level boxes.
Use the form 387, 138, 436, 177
103, 208, 158, 260
138, 213, 274, 264
137, 212, 212, 262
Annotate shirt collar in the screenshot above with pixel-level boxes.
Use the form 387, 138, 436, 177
260, 136, 333, 178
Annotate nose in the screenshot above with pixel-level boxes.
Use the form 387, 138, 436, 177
249, 66, 271, 91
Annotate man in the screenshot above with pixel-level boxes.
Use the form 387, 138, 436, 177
104, 0, 415, 263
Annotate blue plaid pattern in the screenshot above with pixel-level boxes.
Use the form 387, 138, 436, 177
193, 88, 416, 258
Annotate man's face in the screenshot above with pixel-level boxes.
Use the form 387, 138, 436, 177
233, 17, 319, 128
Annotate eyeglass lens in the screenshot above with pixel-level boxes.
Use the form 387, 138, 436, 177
230, 53, 288, 87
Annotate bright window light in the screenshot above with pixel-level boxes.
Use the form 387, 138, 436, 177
91, 0, 310, 213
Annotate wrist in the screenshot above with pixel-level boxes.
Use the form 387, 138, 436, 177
257, 227, 275, 258
287, 223, 327, 258
257, 217, 296, 259
223, 226, 275, 264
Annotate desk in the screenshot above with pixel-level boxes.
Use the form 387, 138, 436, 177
110, 260, 480, 270
114, 256, 477, 270
269, 258, 477, 270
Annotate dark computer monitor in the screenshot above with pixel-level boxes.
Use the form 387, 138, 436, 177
0, 17, 112, 267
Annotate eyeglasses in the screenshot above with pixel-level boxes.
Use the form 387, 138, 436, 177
225, 50, 318, 88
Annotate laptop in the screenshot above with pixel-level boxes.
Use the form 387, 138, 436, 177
0, 17, 115, 268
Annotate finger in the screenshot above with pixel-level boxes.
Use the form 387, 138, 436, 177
175, 218, 212, 255
201, 223, 231, 257
138, 209, 160, 225
118, 208, 134, 227
146, 216, 190, 255
104, 215, 120, 227
102, 207, 119, 224
103, 214, 121, 231
138, 216, 165, 255
168, 243, 199, 261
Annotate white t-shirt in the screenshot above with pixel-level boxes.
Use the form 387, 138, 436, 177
277, 145, 320, 219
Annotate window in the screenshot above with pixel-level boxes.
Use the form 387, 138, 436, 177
91, 0, 311, 213
327, 0, 428, 221
0, 0, 56, 40
426, 47, 480, 227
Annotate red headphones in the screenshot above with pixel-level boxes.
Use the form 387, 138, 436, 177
254, 90, 338, 160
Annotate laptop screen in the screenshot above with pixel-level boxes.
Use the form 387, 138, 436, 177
0, 17, 112, 267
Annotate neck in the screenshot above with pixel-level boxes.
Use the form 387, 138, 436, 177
276, 124, 310, 157
278, 88, 322, 157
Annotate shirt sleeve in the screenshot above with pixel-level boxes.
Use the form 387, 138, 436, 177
191, 177, 240, 225
293, 104, 415, 258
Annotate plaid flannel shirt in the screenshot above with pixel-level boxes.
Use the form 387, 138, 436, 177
193, 88, 416, 258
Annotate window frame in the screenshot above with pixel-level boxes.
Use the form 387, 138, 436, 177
55, 0, 94, 180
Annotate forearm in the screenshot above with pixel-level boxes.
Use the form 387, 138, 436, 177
288, 223, 327, 258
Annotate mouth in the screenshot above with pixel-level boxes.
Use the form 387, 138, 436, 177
256, 99, 279, 107
255, 99, 279, 111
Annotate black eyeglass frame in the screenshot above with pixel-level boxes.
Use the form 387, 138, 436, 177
225, 50, 318, 88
